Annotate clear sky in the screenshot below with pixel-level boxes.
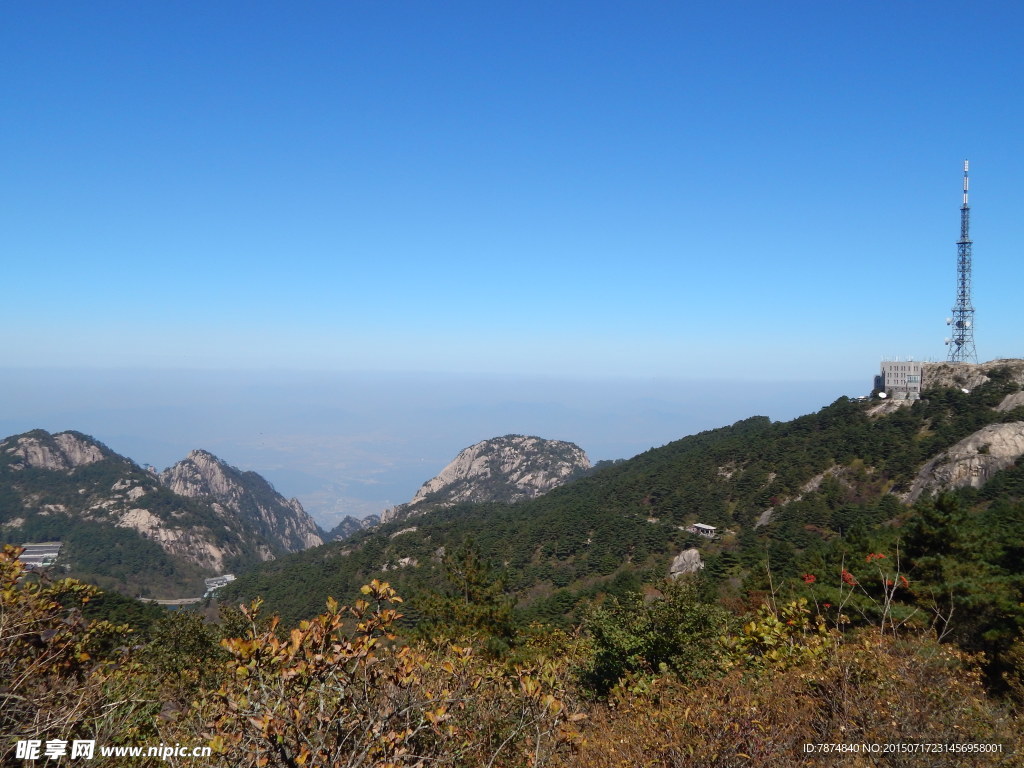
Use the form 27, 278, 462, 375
2, 3, 1022, 522
4, 1, 1021, 378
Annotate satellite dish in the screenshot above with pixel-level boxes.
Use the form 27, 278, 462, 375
944, 338, 951, 344
878, 392, 888, 399
946, 318, 952, 325
965, 321, 972, 328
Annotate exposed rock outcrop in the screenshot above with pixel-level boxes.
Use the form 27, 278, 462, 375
903, 422, 1024, 503
114, 506, 237, 572
382, 435, 590, 524
996, 391, 1024, 413
4, 430, 108, 471
921, 359, 1024, 391
1, 429, 325, 594
866, 399, 913, 418
670, 548, 704, 577
161, 450, 323, 551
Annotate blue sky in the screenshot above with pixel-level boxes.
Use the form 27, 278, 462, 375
2, 3, 1022, 520
4, 1, 1021, 378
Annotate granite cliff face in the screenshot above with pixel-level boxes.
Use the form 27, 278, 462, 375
4, 430, 109, 471
670, 548, 704, 577
0, 430, 323, 594
161, 450, 323, 551
382, 435, 590, 524
904, 422, 1024, 503
922, 359, 1024, 391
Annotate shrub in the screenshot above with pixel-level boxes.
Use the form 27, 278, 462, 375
561, 631, 1020, 767
579, 577, 731, 696
0, 546, 159, 761
186, 580, 580, 767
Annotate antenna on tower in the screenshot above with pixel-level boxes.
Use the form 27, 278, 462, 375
946, 159, 977, 363
963, 159, 969, 206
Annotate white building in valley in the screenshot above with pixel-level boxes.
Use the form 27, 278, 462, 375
17, 542, 63, 569
687, 523, 718, 539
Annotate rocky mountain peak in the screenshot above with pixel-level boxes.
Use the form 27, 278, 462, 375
161, 450, 239, 499
161, 450, 323, 551
382, 434, 590, 524
2, 430, 109, 471
2, 429, 320, 596
327, 514, 381, 541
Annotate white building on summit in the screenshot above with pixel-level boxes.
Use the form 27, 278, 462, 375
879, 359, 923, 400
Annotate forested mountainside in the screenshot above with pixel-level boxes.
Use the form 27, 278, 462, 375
221, 365, 1024, 667
0, 430, 322, 596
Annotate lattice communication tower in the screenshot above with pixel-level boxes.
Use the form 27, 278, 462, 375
945, 160, 977, 363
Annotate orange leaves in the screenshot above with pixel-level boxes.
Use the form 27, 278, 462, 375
193, 582, 579, 767
287, 627, 304, 656
360, 578, 404, 604
560, 631, 1021, 768
424, 704, 450, 725
0, 545, 148, 746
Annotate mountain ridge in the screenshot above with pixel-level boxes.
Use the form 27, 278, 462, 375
0, 430, 322, 596
218, 361, 1024, 627
161, 449, 323, 551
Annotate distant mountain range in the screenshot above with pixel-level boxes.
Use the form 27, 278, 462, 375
0, 430, 323, 597
0, 428, 594, 596
10, 359, 1024, 621
326, 514, 380, 541
219, 359, 1024, 628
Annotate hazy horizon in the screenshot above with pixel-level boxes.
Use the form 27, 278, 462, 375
0, 367, 865, 527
